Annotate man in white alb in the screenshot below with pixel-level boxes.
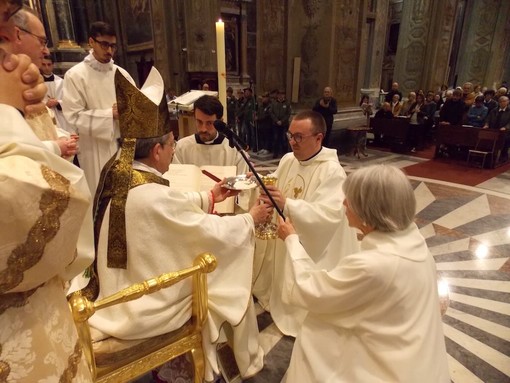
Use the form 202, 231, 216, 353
255, 110, 360, 337
40, 54, 73, 134
173, 94, 253, 209
62, 21, 134, 193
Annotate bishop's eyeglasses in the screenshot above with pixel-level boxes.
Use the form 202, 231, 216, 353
17, 26, 48, 47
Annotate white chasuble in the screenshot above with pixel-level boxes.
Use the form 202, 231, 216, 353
0, 105, 94, 381
253, 147, 359, 337
90, 177, 262, 380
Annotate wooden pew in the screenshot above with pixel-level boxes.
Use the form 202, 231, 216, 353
369, 117, 411, 152
434, 124, 506, 168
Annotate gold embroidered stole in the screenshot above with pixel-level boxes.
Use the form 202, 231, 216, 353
81, 165, 169, 300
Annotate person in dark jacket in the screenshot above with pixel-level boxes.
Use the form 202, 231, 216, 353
313, 86, 337, 146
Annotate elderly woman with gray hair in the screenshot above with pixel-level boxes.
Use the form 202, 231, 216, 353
277, 164, 450, 383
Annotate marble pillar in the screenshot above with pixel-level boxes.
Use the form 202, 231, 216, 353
69, 0, 89, 46
362, 0, 390, 91
393, 0, 435, 96
239, 8, 249, 83
331, 1, 365, 104
183, 0, 217, 73
287, 0, 332, 105
151, 0, 172, 89
256, 0, 286, 93
455, 0, 510, 89
52, 0, 80, 49
421, 0, 458, 91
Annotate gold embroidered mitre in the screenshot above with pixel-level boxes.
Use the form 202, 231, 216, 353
106, 67, 171, 269
115, 67, 171, 140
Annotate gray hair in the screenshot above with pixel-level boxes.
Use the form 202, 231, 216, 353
11, 6, 37, 29
342, 165, 416, 232
134, 132, 172, 159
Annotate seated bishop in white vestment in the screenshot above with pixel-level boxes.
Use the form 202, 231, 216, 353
84, 68, 271, 381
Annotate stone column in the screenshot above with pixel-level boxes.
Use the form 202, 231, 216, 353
52, 0, 80, 49
287, 0, 333, 106
367, 0, 390, 90
421, 0, 458, 91
152, 0, 182, 92
69, 0, 89, 46
239, 9, 249, 83
256, 0, 286, 93
455, 0, 510, 89
331, 1, 365, 105
183, 0, 217, 73
393, 0, 435, 96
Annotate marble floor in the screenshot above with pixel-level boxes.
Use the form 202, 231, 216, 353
244, 148, 510, 383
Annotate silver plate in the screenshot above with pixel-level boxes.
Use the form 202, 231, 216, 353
223, 175, 257, 190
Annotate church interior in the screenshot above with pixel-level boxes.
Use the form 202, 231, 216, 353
8, 0, 510, 382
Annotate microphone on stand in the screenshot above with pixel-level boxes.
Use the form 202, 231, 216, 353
213, 120, 285, 220
213, 120, 250, 151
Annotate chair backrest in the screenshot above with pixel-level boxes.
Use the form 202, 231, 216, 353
475, 129, 499, 152
69, 252, 216, 382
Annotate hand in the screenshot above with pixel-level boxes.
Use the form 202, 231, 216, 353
0, 50, 47, 113
249, 200, 273, 225
259, 184, 286, 212
57, 137, 78, 158
46, 98, 59, 108
319, 98, 329, 108
211, 178, 241, 203
277, 216, 296, 240
112, 103, 119, 120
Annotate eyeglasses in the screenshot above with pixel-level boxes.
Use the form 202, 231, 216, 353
286, 132, 318, 143
17, 26, 48, 47
163, 139, 177, 149
92, 37, 118, 51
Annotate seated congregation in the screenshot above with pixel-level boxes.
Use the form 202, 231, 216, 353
359, 82, 510, 166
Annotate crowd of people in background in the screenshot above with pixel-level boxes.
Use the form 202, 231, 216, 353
366, 81, 510, 161
226, 85, 292, 159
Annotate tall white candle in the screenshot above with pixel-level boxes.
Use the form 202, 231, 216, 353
215, 19, 227, 113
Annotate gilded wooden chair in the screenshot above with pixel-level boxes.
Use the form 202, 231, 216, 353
68, 252, 217, 383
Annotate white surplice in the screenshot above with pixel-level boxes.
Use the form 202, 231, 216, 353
174, 133, 248, 174
89, 163, 263, 380
173, 133, 253, 210
62, 52, 134, 193
0, 104, 94, 381
282, 224, 450, 383
252, 147, 359, 336
43, 73, 73, 134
